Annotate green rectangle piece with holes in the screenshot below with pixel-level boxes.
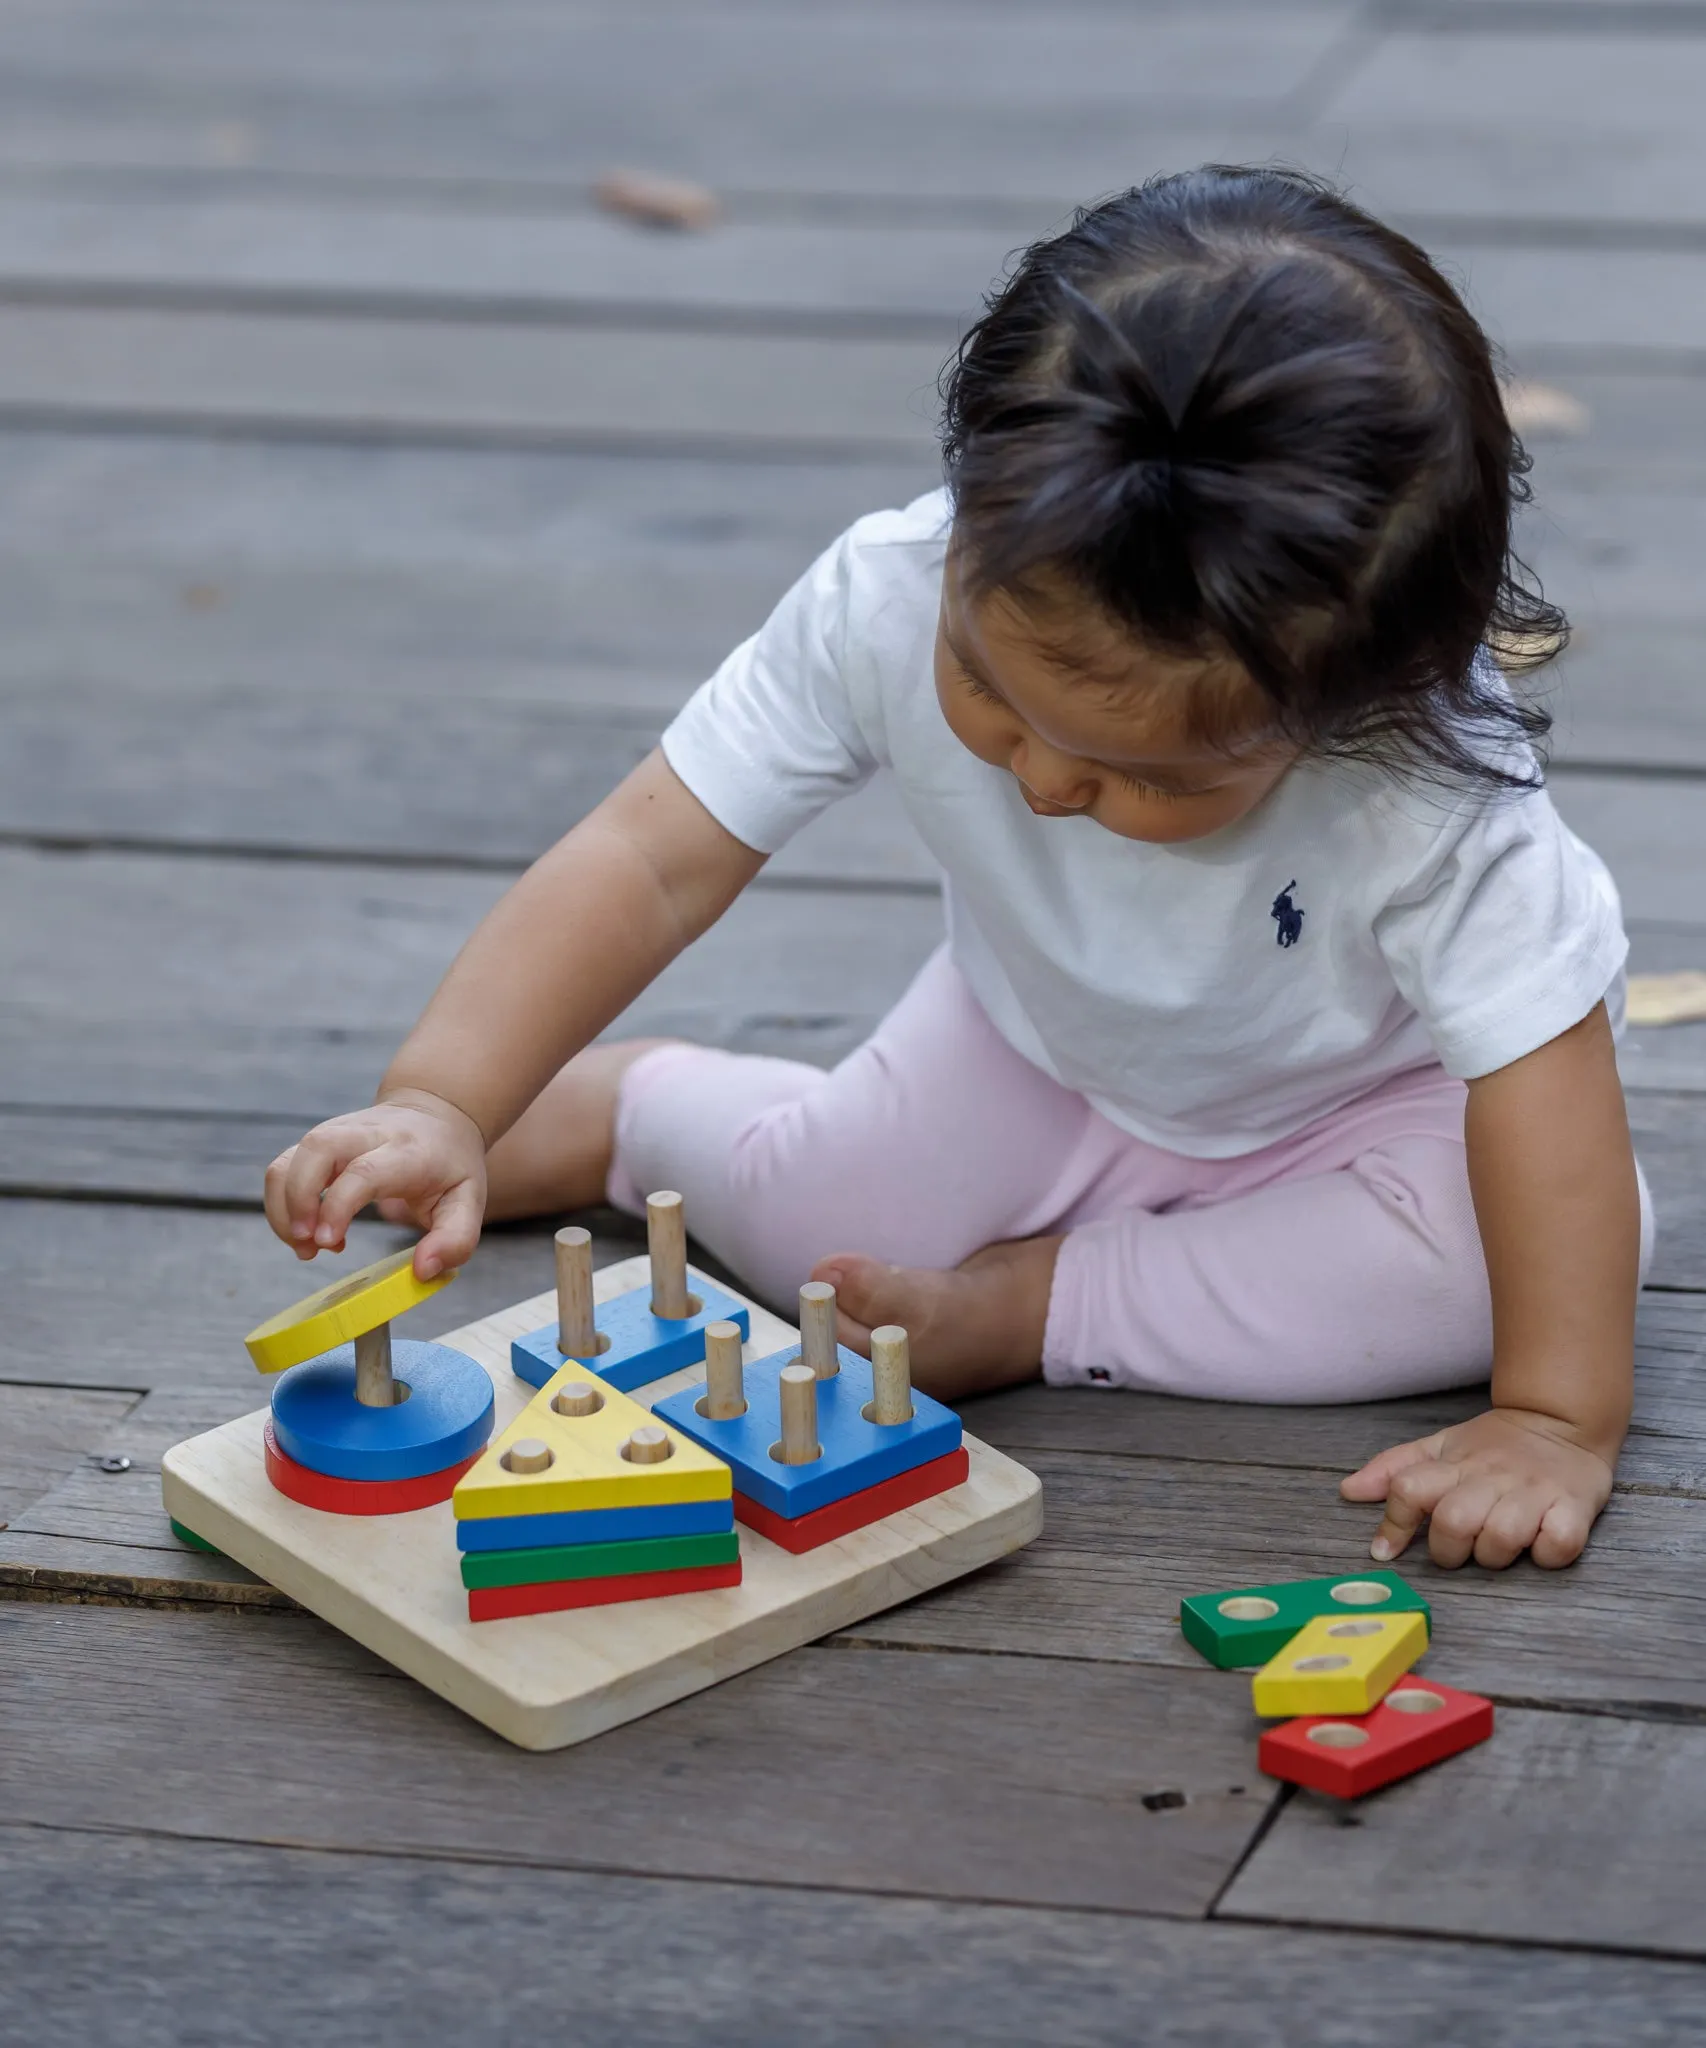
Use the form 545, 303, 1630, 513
460, 1528, 740, 1590
1179, 1570, 1430, 1669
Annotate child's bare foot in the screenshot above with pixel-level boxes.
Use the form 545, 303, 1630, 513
379, 1038, 675, 1225
809, 1236, 1062, 1403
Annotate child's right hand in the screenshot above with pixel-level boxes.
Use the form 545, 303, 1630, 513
263, 1090, 487, 1280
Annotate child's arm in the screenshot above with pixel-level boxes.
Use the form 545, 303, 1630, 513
1340, 1000, 1640, 1568
262, 750, 766, 1276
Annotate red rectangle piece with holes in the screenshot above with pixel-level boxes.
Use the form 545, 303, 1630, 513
1258, 1678, 1493, 1798
733, 1446, 971, 1554
467, 1560, 741, 1622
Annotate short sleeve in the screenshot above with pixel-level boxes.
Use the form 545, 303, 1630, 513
659, 524, 878, 855
1375, 789, 1628, 1079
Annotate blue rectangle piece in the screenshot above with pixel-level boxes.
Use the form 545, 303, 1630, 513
455, 1495, 737, 1552
511, 1279, 751, 1396
651, 1344, 962, 1518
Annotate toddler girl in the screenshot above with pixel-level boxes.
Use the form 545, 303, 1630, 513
266, 168, 1649, 1572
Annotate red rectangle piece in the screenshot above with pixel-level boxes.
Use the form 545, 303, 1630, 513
467, 1559, 742, 1622
734, 1446, 971, 1554
1258, 1678, 1493, 1798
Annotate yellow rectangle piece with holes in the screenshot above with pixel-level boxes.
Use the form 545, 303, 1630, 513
453, 1362, 731, 1519
1250, 1607, 1429, 1717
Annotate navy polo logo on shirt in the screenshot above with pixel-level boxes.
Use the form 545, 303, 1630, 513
1270, 881, 1305, 948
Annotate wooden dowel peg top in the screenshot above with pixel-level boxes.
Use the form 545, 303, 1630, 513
776, 1363, 821, 1466
621, 1426, 674, 1465
700, 1321, 747, 1420
353, 1322, 396, 1407
867, 1325, 915, 1426
647, 1191, 694, 1320
798, 1281, 839, 1378
554, 1226, 598, 1358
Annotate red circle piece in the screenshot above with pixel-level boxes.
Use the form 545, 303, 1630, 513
264, 1423, 479, 1515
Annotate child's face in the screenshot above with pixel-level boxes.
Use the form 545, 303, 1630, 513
934, 567, 1297, 845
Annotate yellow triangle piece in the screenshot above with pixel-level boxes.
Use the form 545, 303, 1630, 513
453, 1362, 732, 1519
244, 1247, 454, 1375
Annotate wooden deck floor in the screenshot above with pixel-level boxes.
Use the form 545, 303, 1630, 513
4, 2, 1706, 2038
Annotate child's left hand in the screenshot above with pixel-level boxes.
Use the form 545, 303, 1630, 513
1339, 1407, 1616, 1570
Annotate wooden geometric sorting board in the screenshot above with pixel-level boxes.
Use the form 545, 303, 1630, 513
162, 1255, 1044, 1750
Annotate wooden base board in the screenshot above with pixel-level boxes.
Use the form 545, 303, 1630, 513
162, 1256, 1043, 1750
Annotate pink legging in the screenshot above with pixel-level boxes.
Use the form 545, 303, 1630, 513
608, 947, 1653, 1402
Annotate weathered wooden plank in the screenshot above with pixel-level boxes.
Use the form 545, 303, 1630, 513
0, 3, 1346, 196
1628, 1095, 1706, 1281
843, 1451, 1706, 1714
1220, 1703, 1706, 1959
1550, 773, 1706, 929
0, 1196, 641, 1392
0, 1384, 135, 1527
0, 305, 945, 453
0, 846, 945, 1115
0, 1603, 1272, 1916
969, 1286, 1706, 1493
0, 434, 936, 710
6, 1827, 1694, 2048
0, 190, 992, 328
0, 683, 938, 882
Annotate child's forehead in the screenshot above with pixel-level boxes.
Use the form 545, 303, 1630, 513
946, 565, 1275, 758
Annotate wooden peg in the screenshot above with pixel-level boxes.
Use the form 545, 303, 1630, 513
554, 1226, 598, 1357
353, 1322, 397, 1408
700, 1321, 747, 1420
798, 1282, 839, 1378
866, 1325, 915, 1426
647, 1191, 693, 1320
776, 1362, 821, 1465
551, 1381, 603, 1418
621, 1425, 674, 1465
502, 1437, 553, 1474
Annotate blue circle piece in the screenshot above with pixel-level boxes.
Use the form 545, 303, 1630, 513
270, 1340, 494, 1483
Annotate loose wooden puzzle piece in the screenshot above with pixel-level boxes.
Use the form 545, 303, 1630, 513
460, 1528, 741, 1590
454, 1361, 733, 1518
511, 1199, 750, 1395
1251, 1608, 1429, 1718
162, 1251, 1045, 1748
1180, 1570, 1431, 1669
1258, 1679, 1494, 1798
455, 1496, 733, 1553
651, 1308, 961, 1520
265, 1424, 483, 1514
244, 1246, 453, 1374
469, 1560, 744, 1623
246, 1247, 493, 1510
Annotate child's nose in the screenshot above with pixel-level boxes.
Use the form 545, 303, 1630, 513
1012, 742, 1095, 811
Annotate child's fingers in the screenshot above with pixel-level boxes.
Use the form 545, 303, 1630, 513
1530, 1495, 1595, 1570
1469, 1487, 1549, 1571
414, 1180, 484, 1280
262, 1146, 318, 1258
1340, 1430, 1448, 1503
1424, 1474, 1503, 1569
277, 1126, 372, 1245
310, 1146, 402, 1250
1367, 1456, 1458, 1560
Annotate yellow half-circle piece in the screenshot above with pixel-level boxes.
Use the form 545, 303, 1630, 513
244, 1247, 454, 1374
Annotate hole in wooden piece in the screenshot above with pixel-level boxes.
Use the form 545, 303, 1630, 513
1326, 1620, 1385, 1639
1386, 1688, 1446, 1715
1307, 1724, 1371, 1749
502, 1438, 553, 1474
1330, 1580, 1394, 1606
621, 1427, 674, 1465
1293, 1654, 1351, 1674
552, 1384, 604, 1418
563, 1331, 613, 1358
1218, 1596, 1279, 1621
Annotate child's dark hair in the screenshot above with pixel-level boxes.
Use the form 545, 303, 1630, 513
941, 166, 1560, 790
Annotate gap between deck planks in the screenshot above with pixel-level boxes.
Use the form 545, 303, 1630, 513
6, 1828, 1696, 2048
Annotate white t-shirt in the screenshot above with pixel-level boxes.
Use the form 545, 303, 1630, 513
661, 488, 1627, 1159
